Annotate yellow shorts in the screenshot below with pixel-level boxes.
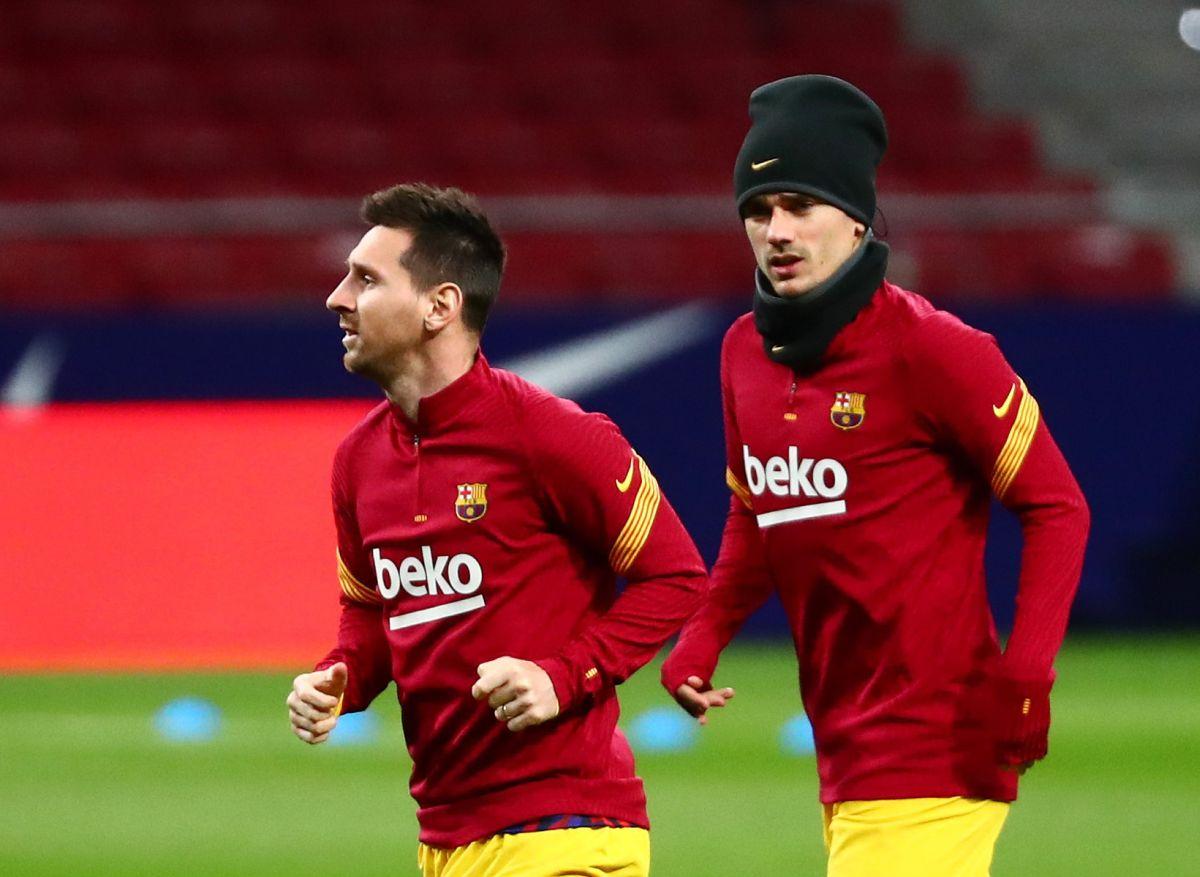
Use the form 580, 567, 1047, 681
823, 797, 1009, 877
417, 827, 650, 877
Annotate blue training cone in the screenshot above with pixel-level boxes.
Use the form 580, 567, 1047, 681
780, 713, 816, 756
154, 697, 222, 742
627, 707, 698, 753
329, 710, 381, 746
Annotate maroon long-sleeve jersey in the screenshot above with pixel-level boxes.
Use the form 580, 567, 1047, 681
664, 281, 1089, 804
316, 353, 705, 847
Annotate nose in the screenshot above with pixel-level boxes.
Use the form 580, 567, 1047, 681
326, 277, 354, 313
765, 206, 795, 246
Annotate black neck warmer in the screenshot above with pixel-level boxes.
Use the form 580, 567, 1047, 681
753, 236, 889, 372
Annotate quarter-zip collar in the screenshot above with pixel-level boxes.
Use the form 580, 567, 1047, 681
389, 350, 490, 438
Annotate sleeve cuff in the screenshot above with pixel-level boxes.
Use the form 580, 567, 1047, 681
534, 652, 605, 714
661, 664, 699, 696
660, 640, 718, 695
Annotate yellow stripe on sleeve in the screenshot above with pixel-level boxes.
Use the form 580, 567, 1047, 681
337, 550, 384, 605
726, 467, 753, 509
991, 380, 1040, 500
608, 456, 662, 575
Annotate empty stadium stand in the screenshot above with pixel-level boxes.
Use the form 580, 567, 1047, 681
0, 0, 1179, 306
906, 0, 1200, 293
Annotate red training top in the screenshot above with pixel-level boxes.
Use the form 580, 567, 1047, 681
317, 353, 706, 847
663, 282, 1089, 804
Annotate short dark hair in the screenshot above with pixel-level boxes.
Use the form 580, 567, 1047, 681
360, 183, 506, 333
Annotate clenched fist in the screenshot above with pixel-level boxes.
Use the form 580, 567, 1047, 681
287, 662, 347, 744
471, 656, 560, 732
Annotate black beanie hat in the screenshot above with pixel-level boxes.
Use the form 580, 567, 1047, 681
734, 75, 887, 227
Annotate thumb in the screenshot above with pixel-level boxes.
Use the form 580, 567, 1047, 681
316, 662, 348, 697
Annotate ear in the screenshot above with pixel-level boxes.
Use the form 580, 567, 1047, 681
423, 282, 464, 333
853, 222, 867, 239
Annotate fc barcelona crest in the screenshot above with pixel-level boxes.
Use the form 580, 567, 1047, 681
831, 391, 866, 430
455, 482, 488, 522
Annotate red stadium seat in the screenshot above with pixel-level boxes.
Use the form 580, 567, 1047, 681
0, 122, 88, 176
902, 226, 1173, 301
13, 0, 156, 52
503, 230, 750, 298
157, 0, 315, 52
43, 56, 183, 117
200, 56, 365, 116
0, 0, 1177, 302
125, 120, 279, 177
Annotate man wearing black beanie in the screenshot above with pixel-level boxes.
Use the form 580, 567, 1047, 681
662, 75, 1090, 876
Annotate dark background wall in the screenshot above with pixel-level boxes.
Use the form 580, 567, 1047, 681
4, 297, 1196, 633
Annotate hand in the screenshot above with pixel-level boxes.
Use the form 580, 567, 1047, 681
287, 662, 347, 745
471, 656, 560, 732
673, 675, 735, 726
983, 673, 1053, 772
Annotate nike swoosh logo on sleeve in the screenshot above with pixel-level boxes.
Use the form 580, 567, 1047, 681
616, 457, 636, 493
992, 383, 1017, 418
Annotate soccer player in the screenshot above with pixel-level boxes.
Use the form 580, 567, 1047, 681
286, 183, 706, 876
661, 76, 1090, 876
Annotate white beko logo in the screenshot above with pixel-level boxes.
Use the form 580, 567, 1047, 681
373, 546, 485, 630
742, 445, 848, 528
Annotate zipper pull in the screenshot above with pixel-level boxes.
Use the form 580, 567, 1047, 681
785, 379, 799, 421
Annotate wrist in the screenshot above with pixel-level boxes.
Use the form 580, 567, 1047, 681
661, 644, 716, 694
533, 656, 577, 713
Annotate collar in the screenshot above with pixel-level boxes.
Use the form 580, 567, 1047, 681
389, 350, 490, 436
752, 236, 889, 373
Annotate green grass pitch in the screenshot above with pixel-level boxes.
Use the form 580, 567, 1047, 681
2, 636, 1197, 876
